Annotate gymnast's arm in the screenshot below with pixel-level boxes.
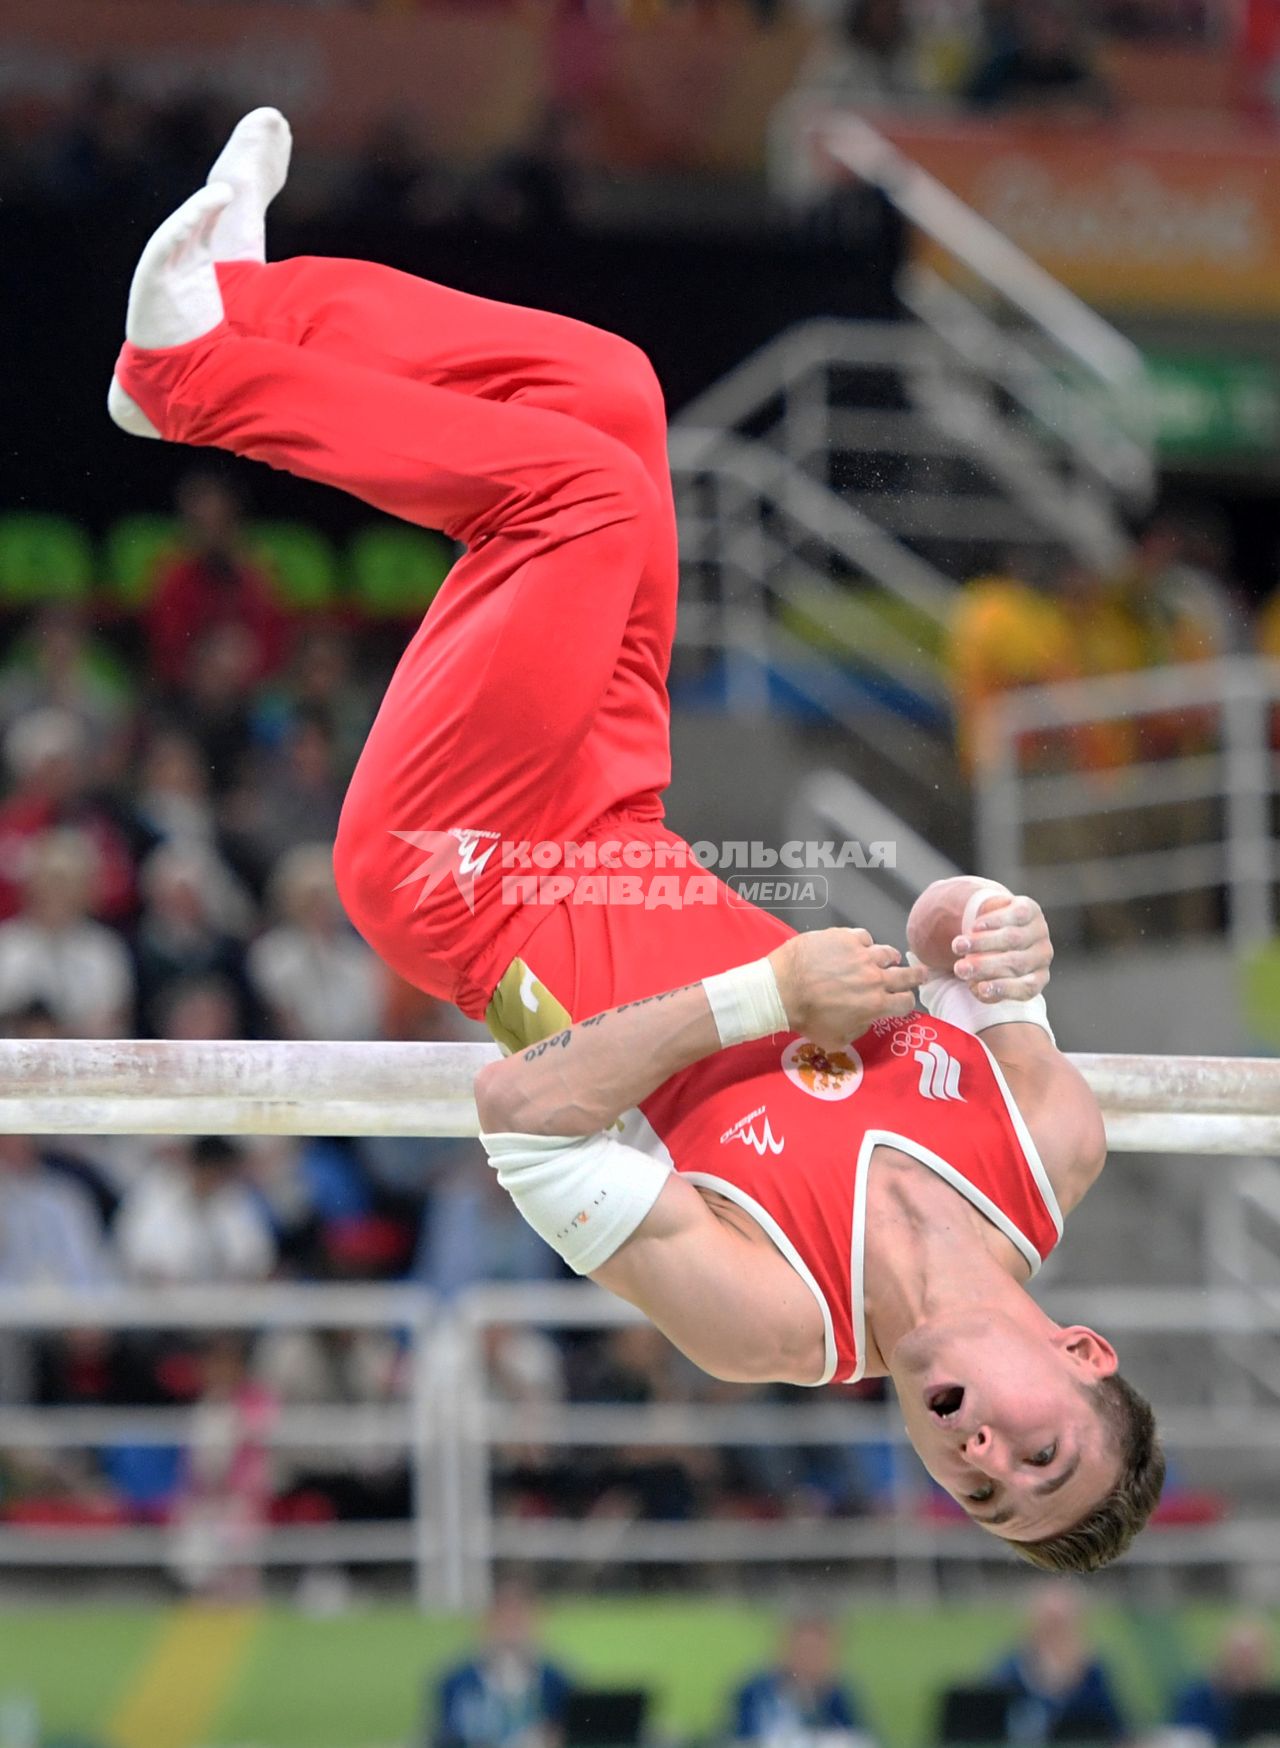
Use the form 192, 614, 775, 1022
472, 931, 924, 1386
472, 928, 924, 1137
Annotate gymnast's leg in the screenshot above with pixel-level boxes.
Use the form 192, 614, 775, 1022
111, 181, 662, 1011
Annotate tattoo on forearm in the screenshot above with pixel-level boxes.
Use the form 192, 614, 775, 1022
518, 983, 700, 1062
521, 1031, 572, 1062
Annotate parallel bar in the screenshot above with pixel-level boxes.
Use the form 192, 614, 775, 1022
0, 1042, 1275, 1150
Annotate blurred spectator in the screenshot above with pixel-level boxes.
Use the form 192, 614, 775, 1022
1238, 0, 1280, 120
134, 844, 256, 1038
946, 558, 1081, 778
155, 973, 244, 1043
115, 1135, 277, 1285
0, 708, 138, 924
179, 624, 263, 795
256, 1322, 408, 1522
414, 1151, 567, 1298
727, 1379, 878, 1518
1170, 1616, 1274, 1742
134, 729, 228, 853
0, 829, 134, 1036
793, 0, 931, 105
570, 1325, 719, 1522
256, 629, 375, 781
231, 709, 347, 875
730, 1611, 868, 1744
989, 1582, 1128, 1744
1106, 517, 1242, 676
0, 606, 133, 747
170, 1334, 276, 1600
1123, 513, 1249, 660
1259, 573, 1280, 665
964, 0, 1112, 113
246, 843, 383, 1040
0, 1133, 115, 1293
146, 473, 290, 690
431, 1578, 573, 1748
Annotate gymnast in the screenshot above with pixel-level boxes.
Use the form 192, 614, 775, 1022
109, 109, 1164, 1571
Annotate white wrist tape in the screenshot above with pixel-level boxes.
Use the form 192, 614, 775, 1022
911, 956, 1055, 1044
479, 1129, 673, 1276
702, 957, 789, 1048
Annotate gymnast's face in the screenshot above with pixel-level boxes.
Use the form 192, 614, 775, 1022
892, 1310, 1120, 1542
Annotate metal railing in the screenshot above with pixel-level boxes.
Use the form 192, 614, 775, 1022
5, 1272, 1280, 1605
975, 655, 1280, 952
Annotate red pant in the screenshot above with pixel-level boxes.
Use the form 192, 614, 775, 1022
117, 259, 787, 1018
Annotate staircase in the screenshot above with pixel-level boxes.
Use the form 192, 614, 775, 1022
666, 112, 1156, 854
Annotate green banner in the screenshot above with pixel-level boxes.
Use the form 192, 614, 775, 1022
1144, 353, 1280, 458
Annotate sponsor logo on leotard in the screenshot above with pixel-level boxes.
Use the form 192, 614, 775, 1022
781, 1038, 864, 1101
390, 825, 500, 915
720, 1106, 785, 1155
914, 1041, 965, 1102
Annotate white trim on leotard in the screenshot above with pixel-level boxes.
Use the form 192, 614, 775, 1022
978, 1039, 1065, 1243
847, 1126, 1049, 1382
683, 1171, 838, 1388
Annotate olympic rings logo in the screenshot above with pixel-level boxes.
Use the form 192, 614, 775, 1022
889, 1021, 937, 1058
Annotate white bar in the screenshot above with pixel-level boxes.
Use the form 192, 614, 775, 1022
0, 1038, 490, 1137
0, 1041, 1276, 1151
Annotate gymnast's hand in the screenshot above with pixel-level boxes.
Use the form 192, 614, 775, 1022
952, 892, 1053, 1004
909, 878, 1054, 1005
769, 928, 926, 1052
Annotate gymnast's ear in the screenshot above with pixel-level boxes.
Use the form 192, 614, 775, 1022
1054, 1326, 1118, 1379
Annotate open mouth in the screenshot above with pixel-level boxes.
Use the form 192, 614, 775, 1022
927, 1384, 965, 1420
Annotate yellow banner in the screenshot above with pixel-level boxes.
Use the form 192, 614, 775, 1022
874, 116, 1280, 317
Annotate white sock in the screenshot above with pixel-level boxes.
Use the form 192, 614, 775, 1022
205, 107, 292, 264
109, 181, 232, 441
124, 181, 231, 348
106, 379, 161, 440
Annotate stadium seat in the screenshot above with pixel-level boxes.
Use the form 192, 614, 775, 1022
0, 512, 94, 606
349, 525, 456, 618
249, 520, 340, 612
105, 514, 181, 606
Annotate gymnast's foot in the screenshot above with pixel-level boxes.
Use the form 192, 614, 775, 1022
205, 105, 292, 265
107, 181, 233, 439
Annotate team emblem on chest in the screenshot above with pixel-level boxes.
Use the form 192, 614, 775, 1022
781, 1038, 864, 1101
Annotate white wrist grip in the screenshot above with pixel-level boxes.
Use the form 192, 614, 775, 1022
910, 954, 1054, 1043
702, 957, 790, 1048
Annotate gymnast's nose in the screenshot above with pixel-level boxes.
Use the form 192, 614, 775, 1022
961, 1426, 1004, 1471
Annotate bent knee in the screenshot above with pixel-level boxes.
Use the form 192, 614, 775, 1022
574, 332, 667, 456
559, 429, 662, 552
